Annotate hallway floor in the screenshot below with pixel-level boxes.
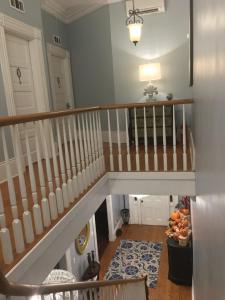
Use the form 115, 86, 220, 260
99, 225, 191, 300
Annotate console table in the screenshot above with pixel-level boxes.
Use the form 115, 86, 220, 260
129, 106, 173, 145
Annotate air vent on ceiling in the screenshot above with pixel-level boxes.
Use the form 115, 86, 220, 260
9, 0, 25, 13
126, 0, 165, 16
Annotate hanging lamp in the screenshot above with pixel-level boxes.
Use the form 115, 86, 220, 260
126, 0, 144, 46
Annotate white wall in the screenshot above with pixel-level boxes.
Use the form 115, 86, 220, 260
192, 0, 225, 299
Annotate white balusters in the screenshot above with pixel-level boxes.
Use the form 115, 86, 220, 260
107, 110, 114, 171
56, 119, 69, 208
125, 109, 131, 171
134, 108, 140, 171
72, 115, 83, 194
92, 112, 101, 177
12, 125, 34, 244
173, 105, 177, 171
38, 121, 54, 225
0, 188, 13, 264
97, 111, 105, 174
162, 106, 168, 171
153, 106, 158, 171
85, 113, 94, 184
143, 107, 149, 171
182, 104, 187, 171
49, 120, 64, 214
82, 114, 91, 186
1, 127, 25, 254
77, 115, 87, 189
68, 117, 79, 199
116, 109, 122, 171
62, 118, 74, 203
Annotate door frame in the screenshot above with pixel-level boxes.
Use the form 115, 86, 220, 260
0, 13, 50, 115
47, 43, 74, 111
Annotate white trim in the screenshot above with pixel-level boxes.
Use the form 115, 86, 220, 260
102, 130, 126, 143
41, 0, 123, 24
0, 13, 50, 115
0, 158, 17, 183
91, 214, 99, 262
47, 43, 74, 110
106, 195, 123, 242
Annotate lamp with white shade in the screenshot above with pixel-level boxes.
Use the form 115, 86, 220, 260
139, 63, 162, 101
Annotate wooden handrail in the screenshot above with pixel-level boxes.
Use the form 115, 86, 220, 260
0, 270, 146, 296
0, 99, 193, 127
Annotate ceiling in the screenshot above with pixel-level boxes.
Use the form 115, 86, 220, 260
41, 0, 123, 24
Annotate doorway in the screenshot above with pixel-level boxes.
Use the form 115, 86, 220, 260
47, 44, 74, 111
95, 200, 109, 259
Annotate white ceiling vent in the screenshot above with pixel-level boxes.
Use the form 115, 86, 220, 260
126, 0, 166, 16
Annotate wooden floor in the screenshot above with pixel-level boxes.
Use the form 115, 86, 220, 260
99, 225, 191, 300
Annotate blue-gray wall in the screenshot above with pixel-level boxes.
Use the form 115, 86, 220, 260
67, 5, 115, 108
192, 0, 225, 299
41, 10, 69, 50
109, 0, 192, 103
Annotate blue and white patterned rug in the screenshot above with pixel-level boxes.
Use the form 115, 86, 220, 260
105, 240, 163, 288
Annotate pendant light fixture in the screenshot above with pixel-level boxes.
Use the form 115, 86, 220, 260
126, 0, 144, 46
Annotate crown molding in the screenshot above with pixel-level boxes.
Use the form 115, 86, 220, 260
41, 0, 123, 24
41, 0, 67, 23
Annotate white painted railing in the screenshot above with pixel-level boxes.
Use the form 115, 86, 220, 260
0, 99, 193, 270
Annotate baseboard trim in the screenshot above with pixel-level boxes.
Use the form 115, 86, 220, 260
102, 131, 126, 143
0, 158, 17, 183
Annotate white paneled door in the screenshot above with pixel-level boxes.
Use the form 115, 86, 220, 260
6, 34, 38, 158
129, 195, 170, 226
47, 44, 74, 111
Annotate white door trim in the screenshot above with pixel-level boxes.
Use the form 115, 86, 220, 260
47, 43, 74, 110
0, 13, 50, 115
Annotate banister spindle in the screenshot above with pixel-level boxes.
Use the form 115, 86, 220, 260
153, 106, 158, 171
134, 108, 140, 171
12, 125, 34, 244
49, 120, 64, 214
38, 121, 57, 223
125, 109, 131, 171
107, 110, 114, 171
162, 106, 168, 171
1, 127, 25, 254
0, 188, 13, 264
143, 107, 149, 171
173, 105, 177, 171
82, 114, 91, 186
56, 118, 69, 208
116, 109, 122, 171
72, 116, 83, 194
62, 118, 74, 203
97, 111, 105, 174
182, 104, 187, 171
85, 113, 94, 184
92, 112, 101, 177
89, 113, 97, 181
77, 114, 87, 189
68, 117, 79, 199
49, 124, 64, 214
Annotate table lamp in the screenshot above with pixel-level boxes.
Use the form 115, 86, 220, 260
139, 63, 161, 101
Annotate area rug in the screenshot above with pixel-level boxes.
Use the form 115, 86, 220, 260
104, 240, 163, 288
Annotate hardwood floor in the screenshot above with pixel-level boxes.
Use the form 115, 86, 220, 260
99, 225, 192, 300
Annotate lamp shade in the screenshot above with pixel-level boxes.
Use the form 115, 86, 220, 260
127, 23, 143, 45
139, 63, 162, 82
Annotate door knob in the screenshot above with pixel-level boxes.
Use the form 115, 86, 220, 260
66, 102, 71, 109
141, 200, 144, 203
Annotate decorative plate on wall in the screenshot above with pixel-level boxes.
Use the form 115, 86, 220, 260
75, 222, 90, 255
